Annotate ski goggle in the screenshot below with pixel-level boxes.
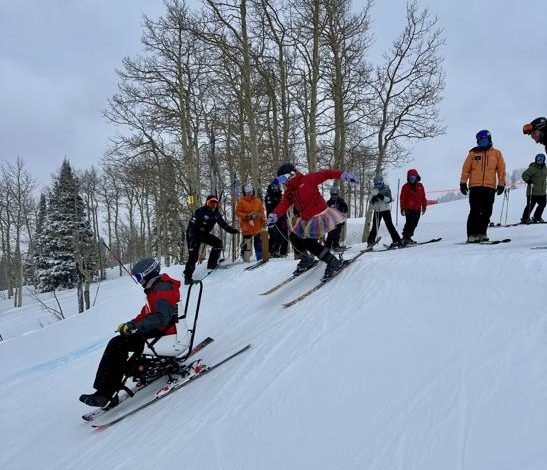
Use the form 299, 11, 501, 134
276, 172, 294, 185
133, 260, 160, 284
330, 191, 339, 196
408, 175, 418, 183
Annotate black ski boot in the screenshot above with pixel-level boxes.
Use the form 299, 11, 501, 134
79, 391, 110, 408
295, 252, 316, 274
320, 250, 344, 279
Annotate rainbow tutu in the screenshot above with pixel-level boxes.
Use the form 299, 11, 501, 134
290, 207, 346, 239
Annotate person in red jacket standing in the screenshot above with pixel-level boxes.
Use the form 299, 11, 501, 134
267, 163, 359, 278
399, 169, 428, 246
79, 257, 182, 407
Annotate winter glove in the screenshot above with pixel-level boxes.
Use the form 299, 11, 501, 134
340, 171, 360, 183
117, 321, 136, 336
267, 213, 278, 226
229, 227, 239, 235
421, 206, 427, 215
401, 209, 406, 216
460, 182, 468, 196
370, 196, 379, 204
496, 185, 505, 196
377, 193, 384, 200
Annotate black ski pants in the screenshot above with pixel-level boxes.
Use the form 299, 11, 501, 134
325, 223, 345, 249
184, 233, 223, 280
289, 232, 329, 260
522, 194, 546, 222
367, 210, 401, 245
402, 210, 421, 240
268, 221, 289, 256
93, 331, 160, 397
467, 186, 495, 236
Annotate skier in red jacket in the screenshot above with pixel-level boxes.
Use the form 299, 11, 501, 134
79, 257, 182, 407
267, 163, 359, 278
399, 169, 427, 246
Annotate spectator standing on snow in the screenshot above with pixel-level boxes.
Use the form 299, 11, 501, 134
265, 181, 289, 257
183, 195, 238, 285
459, 129, 506, 243
521, 153, 547, 224
399, 169, 428, 246
325, 186, 348, 251
367, 176, 402, 249
235, 183, 266, 262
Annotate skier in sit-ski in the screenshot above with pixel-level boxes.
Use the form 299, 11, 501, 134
267, 163, 359, 279
79, 258, 184, 408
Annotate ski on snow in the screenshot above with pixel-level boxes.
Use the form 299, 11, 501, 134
259, 260, 319, 295
381, 237, 443, 250
455, 238, 511, 245
82, 336, 215, 422
90, 344, 251, 430
282, 250, 368, 309
245, 259, 269, 271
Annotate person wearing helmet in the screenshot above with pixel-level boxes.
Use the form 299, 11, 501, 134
367, 175, 402, 249
523, 117, 547, 153
267, 162, 359, 278
235, 183, 266, 262
265, 181, 289, 257
460, 130, 506, 243
183, 195, 239, 285
521, 154, 547, 224
80, 258, 182, 407
399, 169, 428, 246
325, 185, 348, 251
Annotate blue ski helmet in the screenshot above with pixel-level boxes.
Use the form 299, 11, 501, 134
476, 129, 492, 148
535, 153, 546, 165
373, 176, 384, 188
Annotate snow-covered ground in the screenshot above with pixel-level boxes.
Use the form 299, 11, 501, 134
1, 189, 547, 470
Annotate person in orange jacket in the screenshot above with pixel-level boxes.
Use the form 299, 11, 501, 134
235, 183, 266, 262
459, 129, 506, 242
399, 169, 427, 246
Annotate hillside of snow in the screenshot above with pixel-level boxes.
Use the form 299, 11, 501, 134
1, 189, 547, 470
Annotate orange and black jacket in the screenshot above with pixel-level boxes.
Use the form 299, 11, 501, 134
460, 146, 506, 189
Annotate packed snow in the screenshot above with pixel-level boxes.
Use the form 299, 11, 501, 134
1, 189, 547, 470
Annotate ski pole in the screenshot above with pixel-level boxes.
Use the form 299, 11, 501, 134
101, 240, 138, 284
526, 183, 534, 222
497, 188, 506, 226
504, 187, 510, 226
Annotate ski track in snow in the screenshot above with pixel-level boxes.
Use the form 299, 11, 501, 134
1, 192, 547, 470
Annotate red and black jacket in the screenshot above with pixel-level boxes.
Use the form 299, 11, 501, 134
130, 274, 181, 335
273, 169, 343, 220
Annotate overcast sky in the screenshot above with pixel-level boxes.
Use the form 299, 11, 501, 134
1, 0, 546, 194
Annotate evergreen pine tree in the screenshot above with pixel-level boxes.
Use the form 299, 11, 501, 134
37, 160, 97, 292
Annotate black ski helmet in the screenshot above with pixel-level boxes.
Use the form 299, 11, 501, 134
531, 117, 547, 131
132, 257, 161, 285
276, 163, 297, 177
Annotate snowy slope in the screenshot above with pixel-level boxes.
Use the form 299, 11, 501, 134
1, 190, 547, 470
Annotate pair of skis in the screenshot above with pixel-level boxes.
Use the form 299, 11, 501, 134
83, 338, 251, 430
455, 238, 511, 245
381, 237, 443, 250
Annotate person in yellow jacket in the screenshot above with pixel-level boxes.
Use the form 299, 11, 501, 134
235, 183, 266, 262
459, 129, 506, 242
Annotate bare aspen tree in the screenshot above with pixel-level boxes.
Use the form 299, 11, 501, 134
362, 1, 445, 241
0, 158, 36, 307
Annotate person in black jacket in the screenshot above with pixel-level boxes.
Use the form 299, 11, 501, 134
523, 117, 547, 153
265, 182, 289, 257
325, 186, 348, 250
183, 195, 238, 285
